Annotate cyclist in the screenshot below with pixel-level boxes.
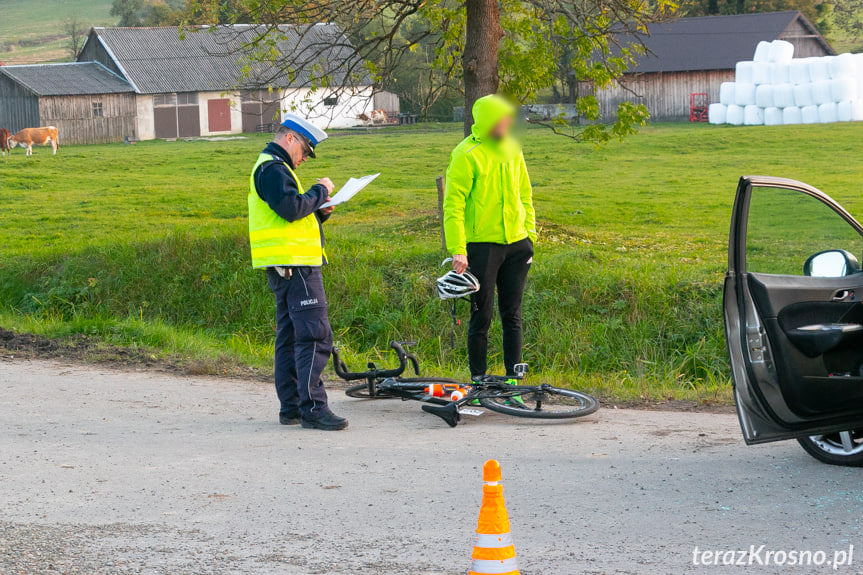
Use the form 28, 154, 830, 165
442, 94, 536, 381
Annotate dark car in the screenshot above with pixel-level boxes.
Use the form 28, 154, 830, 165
725, 176, 863, 466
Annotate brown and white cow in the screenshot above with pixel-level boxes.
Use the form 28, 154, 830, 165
369, 109, 388, 124
0, 128, 9, 156
8, 126, 59, 156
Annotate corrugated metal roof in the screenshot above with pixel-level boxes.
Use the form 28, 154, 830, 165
627, 11, 834, 74
0, 61, 134, 96
85, 24, 367, 94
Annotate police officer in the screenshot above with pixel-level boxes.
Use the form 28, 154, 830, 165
248, 114, 348, 431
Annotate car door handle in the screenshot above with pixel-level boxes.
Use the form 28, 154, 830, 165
832, 289, 855, 302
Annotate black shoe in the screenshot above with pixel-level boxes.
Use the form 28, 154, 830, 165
279, 412, 300, 425
301, 411, 349, 431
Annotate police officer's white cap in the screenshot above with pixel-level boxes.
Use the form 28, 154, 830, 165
280, 114, 328, 158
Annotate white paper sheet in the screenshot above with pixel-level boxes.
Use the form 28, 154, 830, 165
320, 173, 380, 208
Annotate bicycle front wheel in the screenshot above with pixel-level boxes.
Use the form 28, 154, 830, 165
345, 383, 394, 399
479, 385, 599, 419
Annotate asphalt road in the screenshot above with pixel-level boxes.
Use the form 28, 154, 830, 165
1, 358, 862, 575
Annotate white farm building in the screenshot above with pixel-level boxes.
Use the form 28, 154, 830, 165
76, 24, 375, 140
0, 24, 378, 144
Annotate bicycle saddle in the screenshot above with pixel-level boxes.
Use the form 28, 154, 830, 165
421, 403, 461, 428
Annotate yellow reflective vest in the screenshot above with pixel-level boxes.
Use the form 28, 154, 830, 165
248, 153, 325, 268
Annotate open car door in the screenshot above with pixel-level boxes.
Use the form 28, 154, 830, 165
725, 176, 863, 444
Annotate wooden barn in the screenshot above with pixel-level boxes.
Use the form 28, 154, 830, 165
0, 62, 136, 144
589, 11, 835, 122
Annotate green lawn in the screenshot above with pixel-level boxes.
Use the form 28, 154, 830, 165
0, 0, 114, 64
3, 122, 863, 402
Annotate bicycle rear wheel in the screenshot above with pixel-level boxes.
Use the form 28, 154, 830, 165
479, 385, 599, 419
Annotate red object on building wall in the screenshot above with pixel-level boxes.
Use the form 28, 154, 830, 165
208, 99, 232, 132
690, 93, 709, 122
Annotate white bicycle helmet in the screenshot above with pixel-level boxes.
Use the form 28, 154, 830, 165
436, 270, 480, 300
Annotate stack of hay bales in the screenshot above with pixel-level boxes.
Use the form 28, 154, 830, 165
709, 40, 863, 126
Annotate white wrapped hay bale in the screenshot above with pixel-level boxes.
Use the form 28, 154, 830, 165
836, 100, 863, 122
812, 80, 833, 105
753, 62, 772, 85
744, 105, 764, 125
801, 105, 820, 124
831, 77, 858, 102
755, 84, 774, 108
810, 57, 831, 82
753, 41, 772, 62
770, 63, 791, 85
819, 102, 838, 123
838, 100, 853, 122
764, 107, 783, 126
736, 61, 755, 84
790, 58, 811, 85
719, 82, 736, 106
708, 103, 727, 125
783, 106, 803, 125
755, 84, 776, 108
855, 53, 863, 76
793, 83, 814, 107
726, 104, 745, 126
768, 40, 795, 63
773, 84, 796, 108
829, 53, 856, 78
734, 83, 756, 106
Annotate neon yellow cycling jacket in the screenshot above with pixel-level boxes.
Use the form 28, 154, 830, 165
443, 94, 537, 256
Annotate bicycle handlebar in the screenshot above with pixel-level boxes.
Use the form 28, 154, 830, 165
332, 341, 419, 381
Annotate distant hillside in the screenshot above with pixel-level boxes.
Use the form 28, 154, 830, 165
0, 0, 115, 65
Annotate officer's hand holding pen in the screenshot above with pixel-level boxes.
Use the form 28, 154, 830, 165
317, 178, 335, 216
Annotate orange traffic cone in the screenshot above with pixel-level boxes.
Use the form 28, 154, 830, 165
469, 460, 520, 575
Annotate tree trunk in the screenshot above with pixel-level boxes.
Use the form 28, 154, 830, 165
462, 0, 503, 136
735, 0, 745, 13
708, 0, 719, 14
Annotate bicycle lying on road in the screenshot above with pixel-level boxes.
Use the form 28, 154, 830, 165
332, 341, 599, 427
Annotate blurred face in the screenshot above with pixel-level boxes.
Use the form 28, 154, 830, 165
278, 132, 313, 166
487, 115, 514, 140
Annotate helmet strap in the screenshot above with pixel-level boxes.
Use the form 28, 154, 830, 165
449, 299, 459, 349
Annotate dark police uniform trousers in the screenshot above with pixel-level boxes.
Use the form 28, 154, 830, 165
266, 266, 332, 418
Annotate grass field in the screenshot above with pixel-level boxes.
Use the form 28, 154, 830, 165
3, 122, 863, 401
0, 0, 114, 64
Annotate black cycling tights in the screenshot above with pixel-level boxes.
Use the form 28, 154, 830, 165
466, 238, 533, 377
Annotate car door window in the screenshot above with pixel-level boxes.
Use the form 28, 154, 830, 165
747, 186, 863, 275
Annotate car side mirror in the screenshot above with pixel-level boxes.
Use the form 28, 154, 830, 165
803, 250, 861, 278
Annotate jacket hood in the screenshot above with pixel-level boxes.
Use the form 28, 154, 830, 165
470, 94, 516, 140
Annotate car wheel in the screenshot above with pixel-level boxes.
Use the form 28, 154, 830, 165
797, 430, 863, 467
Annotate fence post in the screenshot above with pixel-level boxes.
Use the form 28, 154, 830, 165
436, 175, 446, 251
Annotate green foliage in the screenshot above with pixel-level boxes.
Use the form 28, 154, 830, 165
829, 0, 863, 48
110, 0, 184, 26
679, 0, 830, 28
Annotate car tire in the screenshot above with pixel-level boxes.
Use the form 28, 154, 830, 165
797, 431, 863, 467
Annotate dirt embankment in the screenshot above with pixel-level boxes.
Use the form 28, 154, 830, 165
0, 326, 733, 413
0, 327, 268, 382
